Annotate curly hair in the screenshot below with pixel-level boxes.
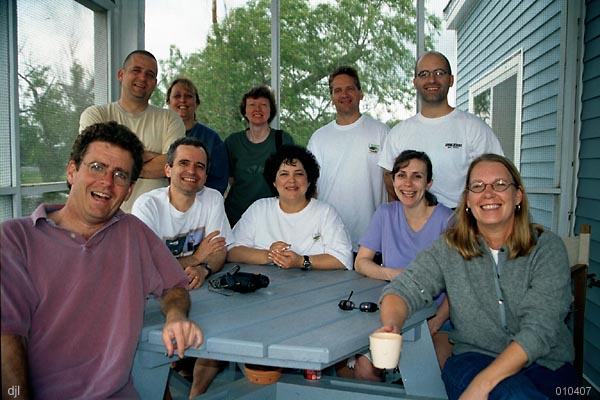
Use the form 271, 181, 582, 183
70, 121, 144, 188
263, 145, 320, 199
239, 85, 278, 123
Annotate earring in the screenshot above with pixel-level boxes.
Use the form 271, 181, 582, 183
515, 204, 521, 212
465, 207, 471, 214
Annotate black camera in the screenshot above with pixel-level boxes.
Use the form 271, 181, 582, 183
209, 265, 270, 293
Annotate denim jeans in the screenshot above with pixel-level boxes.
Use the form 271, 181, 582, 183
442, 352, 579, 400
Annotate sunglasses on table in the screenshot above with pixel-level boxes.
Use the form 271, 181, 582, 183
338, 291, 379, 313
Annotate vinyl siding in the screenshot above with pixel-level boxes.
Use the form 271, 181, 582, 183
452, 0, 563, 229
447, 0, 599, 388
579, 0, 600, 387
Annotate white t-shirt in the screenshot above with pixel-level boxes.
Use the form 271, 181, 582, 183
80, 102, 185, 212
230, 197, 353, 269
379, 109, 504, 208
308, 114, 389, 251
131, 186, 234, 258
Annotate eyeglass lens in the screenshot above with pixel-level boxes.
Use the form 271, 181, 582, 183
468, 180, 514, 193
338, 291, 378, 312
85, 161, 130, 186
417, 69, 447, 79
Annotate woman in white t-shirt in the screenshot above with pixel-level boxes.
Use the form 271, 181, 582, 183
227, 145, 353, 270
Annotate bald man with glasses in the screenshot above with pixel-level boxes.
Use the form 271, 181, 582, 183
379, 51, 504, 209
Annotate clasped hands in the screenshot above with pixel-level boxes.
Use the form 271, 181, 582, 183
267, 241, 302, 269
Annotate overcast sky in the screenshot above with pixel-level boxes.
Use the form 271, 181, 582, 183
145, 0, 247, 61
144, 0, 456, 108
145, 0, 454, 61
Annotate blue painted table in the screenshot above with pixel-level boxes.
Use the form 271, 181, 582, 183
132, 264, 447, 399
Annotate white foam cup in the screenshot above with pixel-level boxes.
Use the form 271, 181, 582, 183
369, 332, 402, 369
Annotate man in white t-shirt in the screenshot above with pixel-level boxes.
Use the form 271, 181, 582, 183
379, 51, 504, 208
132, 136, 232, 398
308, 66, 389, 252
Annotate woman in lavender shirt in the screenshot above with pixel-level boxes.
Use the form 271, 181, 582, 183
353, 150, 453, 380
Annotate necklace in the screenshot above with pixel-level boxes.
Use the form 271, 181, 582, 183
247, 127, 269, 143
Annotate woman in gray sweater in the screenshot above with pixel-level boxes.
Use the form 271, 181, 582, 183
379, 153, 577, 399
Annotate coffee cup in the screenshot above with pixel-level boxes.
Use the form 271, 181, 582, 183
369, 332, 402, 369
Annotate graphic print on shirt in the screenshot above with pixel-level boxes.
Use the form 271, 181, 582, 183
165, 227, 205, 257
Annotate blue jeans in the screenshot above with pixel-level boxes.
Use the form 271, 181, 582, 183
442, 352, 579, 400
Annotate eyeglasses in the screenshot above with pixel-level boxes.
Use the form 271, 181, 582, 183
416, 69, 448, 79
467, 179, 517, 193
82, 161, 131, 187
338, 291, 379, 313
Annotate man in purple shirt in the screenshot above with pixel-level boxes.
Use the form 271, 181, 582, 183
1, 122, 203, 399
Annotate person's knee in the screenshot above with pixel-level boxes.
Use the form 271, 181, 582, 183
442, 352, 494, 400
353, 356, 383, 382
490, 376, 547, 400
432, 332, 452, 369
194, 358, 223, 369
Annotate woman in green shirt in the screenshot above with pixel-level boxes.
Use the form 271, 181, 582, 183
224, 85, 294, 226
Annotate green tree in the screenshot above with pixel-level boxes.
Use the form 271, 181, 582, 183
19, 60, 94, 183
153, 0, 441, 146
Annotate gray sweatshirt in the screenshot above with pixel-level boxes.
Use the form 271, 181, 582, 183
381, 229, 573, 370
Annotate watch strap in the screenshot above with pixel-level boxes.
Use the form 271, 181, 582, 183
200, 263, 213, 277
302, 255, 312, 270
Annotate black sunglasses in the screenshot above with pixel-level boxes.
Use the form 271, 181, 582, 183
338, 291, 379, 312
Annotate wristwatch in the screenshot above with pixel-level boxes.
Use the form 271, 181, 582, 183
200, 262, 213, 277
302, 255, 312, 270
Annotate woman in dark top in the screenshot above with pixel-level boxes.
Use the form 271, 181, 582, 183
224, 84, 294, 226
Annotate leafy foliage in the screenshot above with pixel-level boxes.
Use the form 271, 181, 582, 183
18, 60, 94, 183
152, 0, 441, 146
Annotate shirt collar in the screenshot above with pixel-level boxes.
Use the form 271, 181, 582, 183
30, 204, 125, 230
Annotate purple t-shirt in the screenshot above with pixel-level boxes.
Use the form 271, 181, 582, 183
1, 205, 188, 399
359, 202, 453, 269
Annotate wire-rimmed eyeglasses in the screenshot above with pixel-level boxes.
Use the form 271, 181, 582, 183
467, 179, 517, 193
338, 291, 379, 313
82, 161, 131, 187
416, 69, 448, 79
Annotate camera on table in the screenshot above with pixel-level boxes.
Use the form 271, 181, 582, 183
209, 265, 269, 293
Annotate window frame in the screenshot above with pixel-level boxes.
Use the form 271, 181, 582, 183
468, 50, 524, 168
2, 0, 431, 220
0, 0, 114, 220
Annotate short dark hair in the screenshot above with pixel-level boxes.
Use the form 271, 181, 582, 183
166, 77, 201, 108
122, 50, 157, 69
239, 85, 278, 123
391, 150, 437, 206
167, 136, 211, 170
328, 66, 362, 94
414, 51, 453, 76
70, 121, 144, 188
263, 145, 320, 199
